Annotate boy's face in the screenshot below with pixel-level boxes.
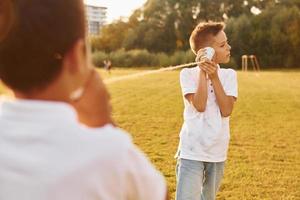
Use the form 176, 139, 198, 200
211, 30, 231, 64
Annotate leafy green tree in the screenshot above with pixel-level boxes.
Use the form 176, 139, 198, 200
91, 20, 129, 52
227, 4, 300, 68
90, 0, 300, 68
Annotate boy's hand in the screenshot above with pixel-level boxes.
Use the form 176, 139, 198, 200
196, 49, 208, 77
196, 48, 218, 79
71, 69, 114, 128
195, 49, 207, 63
199, 60, 218, 80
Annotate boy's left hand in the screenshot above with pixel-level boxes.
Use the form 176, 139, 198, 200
71, 69, 114, 128
200, 60, 218, 80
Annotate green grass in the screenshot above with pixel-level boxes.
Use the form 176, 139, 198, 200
104, 69, 300, 200
1, 69, 300, 199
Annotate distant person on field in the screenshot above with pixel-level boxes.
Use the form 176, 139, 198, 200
0, 0, 168, 199
175, 22, 238, 200
103, 59, 112, 74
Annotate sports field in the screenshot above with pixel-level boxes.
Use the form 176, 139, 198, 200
1, 68, 300, 199
101, 68, 300, 200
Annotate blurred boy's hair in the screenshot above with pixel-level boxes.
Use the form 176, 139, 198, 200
0, 0, 86, 92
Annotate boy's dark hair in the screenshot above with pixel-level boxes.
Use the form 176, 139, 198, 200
189, 22, 225, 54
0, 0, 86, 92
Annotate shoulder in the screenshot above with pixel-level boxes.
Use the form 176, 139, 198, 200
180, 66, 198, 78
219, 68, 237, 79
180, 67, 189, 76
219, 67, 236, 74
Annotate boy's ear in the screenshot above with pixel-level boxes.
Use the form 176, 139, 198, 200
62, 38, 87, 74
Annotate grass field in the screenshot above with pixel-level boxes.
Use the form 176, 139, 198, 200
1, 68, 300, 199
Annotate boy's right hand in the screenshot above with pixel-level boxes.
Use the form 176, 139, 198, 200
71, 69, 114, 128
196, 49, 211, 67
196, 49, 209, 76
195, 49, 207, 64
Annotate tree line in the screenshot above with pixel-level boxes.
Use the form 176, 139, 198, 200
91, 0, 300, 68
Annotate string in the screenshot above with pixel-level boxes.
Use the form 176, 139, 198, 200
104, 61, 201, 84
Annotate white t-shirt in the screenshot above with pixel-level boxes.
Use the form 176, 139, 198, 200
177, 66, 238, 162
0, 99, 166, 200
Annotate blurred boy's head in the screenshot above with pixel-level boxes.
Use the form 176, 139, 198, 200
190, 22, 231, 64
0, 0, 88, 94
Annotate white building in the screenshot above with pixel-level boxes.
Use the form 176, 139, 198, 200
84, 1, 107, 35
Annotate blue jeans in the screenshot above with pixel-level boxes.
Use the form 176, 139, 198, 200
176, 158, 225, 200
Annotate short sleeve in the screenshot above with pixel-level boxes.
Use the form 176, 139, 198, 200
180, 68, 197, 96
223, 69, 238, 98
125, 144, 167, 200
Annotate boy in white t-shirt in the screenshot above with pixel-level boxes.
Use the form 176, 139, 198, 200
175, 22, 238, 200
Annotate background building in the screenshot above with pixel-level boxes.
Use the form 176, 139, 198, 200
84, 1, 107, 35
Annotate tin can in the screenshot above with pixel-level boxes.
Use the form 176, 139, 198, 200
204, 47, 215, 60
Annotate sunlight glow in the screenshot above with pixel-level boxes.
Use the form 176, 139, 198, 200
84, 0, 147, 23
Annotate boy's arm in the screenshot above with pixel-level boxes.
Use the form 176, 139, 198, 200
211, 76, 236, 117
185, 70, 208, 112
200, 60, 236, 117
184, 50, 209, 112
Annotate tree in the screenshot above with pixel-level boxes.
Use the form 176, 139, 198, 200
91, 20, 129, 52
91, 0, 300, 68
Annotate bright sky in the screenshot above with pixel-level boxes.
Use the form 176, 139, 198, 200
84, 0, 147, 23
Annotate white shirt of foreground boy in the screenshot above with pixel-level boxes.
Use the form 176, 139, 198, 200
0, 99, 166, 200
